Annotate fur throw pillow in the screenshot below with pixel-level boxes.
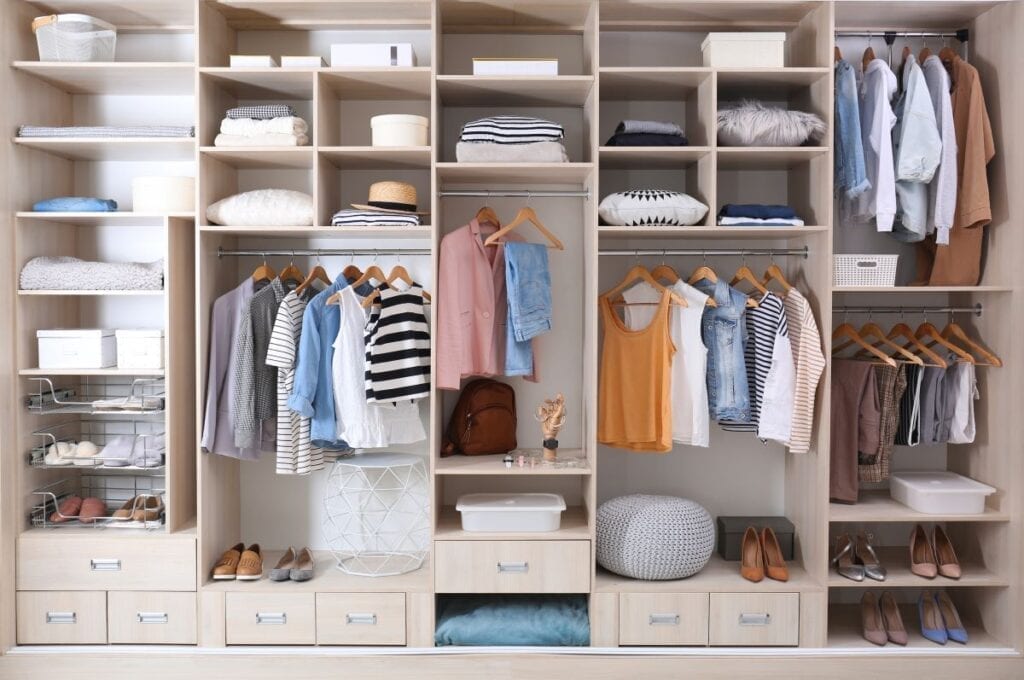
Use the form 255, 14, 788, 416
717, 100, 826, 147
206, 189, 314, 226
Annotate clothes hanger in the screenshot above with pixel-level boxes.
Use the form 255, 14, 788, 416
251, 252, 276, 283
295, 250, 331, 295
475, 205, 501, 227
941, 315, 1002, 367
728, 256, 765, 308
277, 251, 305, 287
328, 252, 387, 306
362, 258, 432, 308
685, 253, 720, 307
862, 33, 876, 72
603, 264, 687, 308
834, 45, 842, 63
650, 252, 679, 286
483, 198, 564, 250
856, 320, 924, 365
888, 321, 948, 369
761, 256, 793, 294
832, 322, 897, 367
938, 35, 958, 66
919, 35, 933, 62
916, 319, 975, 364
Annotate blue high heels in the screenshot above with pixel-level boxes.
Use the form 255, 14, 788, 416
918, 591, 947, 645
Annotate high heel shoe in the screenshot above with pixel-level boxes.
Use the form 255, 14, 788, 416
909, 524, 938, 579
936, 591, 968, 644
832, 533, 864, 582
860, 591, 888, 646
760, 527, 789, 582
740, 526, 764, 583
855, 530, 887, 581
932, 526, 962, 580
879, 592, 907, 646
918, 590, 948, 645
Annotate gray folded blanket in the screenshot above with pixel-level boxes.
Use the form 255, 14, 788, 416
20, 256, 164, 291
615, 120, 685, 137
455, 141, 568, 163
18, 125, 195, 138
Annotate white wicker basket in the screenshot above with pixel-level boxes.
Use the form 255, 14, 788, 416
833, 254, 898, 287
33, 14, 116, 62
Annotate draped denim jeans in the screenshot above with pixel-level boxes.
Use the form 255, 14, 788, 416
504, 242, 552, 376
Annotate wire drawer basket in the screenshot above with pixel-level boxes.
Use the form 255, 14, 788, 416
834, 254, 898, 287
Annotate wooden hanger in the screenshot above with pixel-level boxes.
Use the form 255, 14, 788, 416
888, 322, 948, 369
342, 264, 363, 282
862, 41, 876, 72
856, 322, 924, 365
328, 262, 387, 306
603, 265, 687, 308
834, 45, 842, 63
939, 45, 959, 65
919, 44, 933, 62
650, 263, 678, 285
483, 206, 564, 250
941, 320, 1002, 367
278, 256, 305, 287
916, 322, 975, 364
252, 254, 276, 284
475, 206, 501, 227
688, 263, 718, 286
728, 263, 765, 308
295, 258, 331, 295
761, 262, 793, 293
832, 323, 897, 367
362, 264, 433, 308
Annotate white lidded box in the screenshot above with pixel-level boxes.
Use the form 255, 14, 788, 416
456, 493, 566, 533
473, 58, 559, 76
331, 43, 415, 68
701, 32, 786, 68
133, 176, 194, 213
115, 329, 164, 370
37, 329, 116, 369
890, 471, 997, 515
371, 114, 429, 147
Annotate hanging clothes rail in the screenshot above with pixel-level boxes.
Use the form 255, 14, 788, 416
217, 247, 431, 258
598, 246, 809, 258
438, 189, 590, 199
833, 304, 982, 317
835, 29, 969, 64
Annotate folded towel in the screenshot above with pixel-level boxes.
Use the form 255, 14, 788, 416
20, 256, 164, 291
33, 197, 117, 212
616, 120, 685, 137
718, 204, 798, 220
456, 140, 568, 163
460, 115, 564, 144
213, 133, 309, 147
220, 116, 308, 136
226, 104, 297, 120
18, 125, 194, 138
331, 209, 420, 226
605, 132, 689, 146
718, 216, 805, 226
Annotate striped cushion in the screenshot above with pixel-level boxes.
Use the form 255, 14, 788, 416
460, 115, 564, 145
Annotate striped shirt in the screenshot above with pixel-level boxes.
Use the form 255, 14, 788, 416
721, 292, 788, 434
365, 284, 431, 403
895, 363, 923, 446
783, 289, 826, 454
460, 116, 564, 145
331, 209, 420, 227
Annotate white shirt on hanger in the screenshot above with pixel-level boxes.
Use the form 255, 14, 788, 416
849, 58, 898, 231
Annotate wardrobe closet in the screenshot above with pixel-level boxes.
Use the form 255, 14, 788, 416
0, 0, 1022, 674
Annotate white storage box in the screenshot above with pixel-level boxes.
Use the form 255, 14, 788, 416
33, 14, 116, 62
132, 176, 194, 213
371, 114, 429, 147
833, 254, 899, 287
230, 54, 277, 68
473, 58, 559, 76
890, 471, 997, 515
281, 55, 324, 68
115, 329, 164, 370
331, 43, 415, 68
456, 493, 566, 533
37, 329, 116, 369
701, 32, 786, 68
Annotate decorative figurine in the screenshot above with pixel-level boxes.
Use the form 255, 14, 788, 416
503, 454, 514, 469
535, 393, 566, 462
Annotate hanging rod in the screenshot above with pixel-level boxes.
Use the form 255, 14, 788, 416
834, 29, 968, 42
438, 189, 590, 199
833, 304, 982, 317
599, 246, 808, 258
217, 247, 430, 258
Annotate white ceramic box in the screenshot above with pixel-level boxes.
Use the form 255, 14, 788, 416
115, 329, 164, 370
37, 329, 116, 369
890, 471, 997, 515
330, 43, 415, 68
456, 493, 566, 532
701, 32, 786, 68
371, 114, 429, 147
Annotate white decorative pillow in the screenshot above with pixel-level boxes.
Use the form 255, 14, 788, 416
206, 189, 314, 226
717, 100, 826, 147
599, 190, 709, 226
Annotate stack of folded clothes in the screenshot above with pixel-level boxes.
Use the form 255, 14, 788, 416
456, 115, 568, 162
330, 180, 425, 227
214, 104, 309, 147
18, 125, 194, 138
717, 203, 804, 227
331, 209, 420, 227
605, 120, 688, 146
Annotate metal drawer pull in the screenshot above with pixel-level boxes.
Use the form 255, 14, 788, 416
738, 612, 771, 626
137, 612, 169, 624
497, 561, 529, 573
256, 612, 287, 625
649, 613, 680, 626
46, 612, 76, 624
90, 558, 121, 571
345, 613, 378, 625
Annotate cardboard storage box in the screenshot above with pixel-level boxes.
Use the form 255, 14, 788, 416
717, 516, 795, 561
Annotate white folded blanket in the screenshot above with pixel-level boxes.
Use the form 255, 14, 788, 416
455, 141, 568, 163
220, 116, 308, 136
214, 133, 309, 147
20, 256, 164, 291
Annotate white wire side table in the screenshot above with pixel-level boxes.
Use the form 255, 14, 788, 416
322, 452, 430, 577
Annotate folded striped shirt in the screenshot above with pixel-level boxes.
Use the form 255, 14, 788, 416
460, 115, 564, 145
331, 209, 420, 226
18, 125, 194, 138
226, 104, 297, 120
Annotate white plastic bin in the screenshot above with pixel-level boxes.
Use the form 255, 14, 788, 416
37, 329, 116, 369
890, 471, 997, 515
456, 493, 566, 533
33, 14, 116, 62
331, 43, 415, 68
115, 329, 164, 370
133, 176, 194, 214
701, 32, 786, 68
371, 114, 429, 147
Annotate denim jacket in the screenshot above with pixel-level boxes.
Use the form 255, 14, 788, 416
834, 59, 869, 199
694, 278, 751, 423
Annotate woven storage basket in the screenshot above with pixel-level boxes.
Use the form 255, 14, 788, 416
833, 254, 898, 287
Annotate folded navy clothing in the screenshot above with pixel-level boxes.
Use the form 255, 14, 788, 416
605, 132, 689, 147
718, 203, 798, 220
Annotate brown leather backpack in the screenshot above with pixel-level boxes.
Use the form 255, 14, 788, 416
441, 379, 517, 457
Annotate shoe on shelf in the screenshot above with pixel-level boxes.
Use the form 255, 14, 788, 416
760, 527, 789, 582
918, 590, 948, 645
932, 526, 962, 580
936, 591, 968, 644
832, 533, 864, 582
910, 524, 938, 579
879, 592, 908, 646
49, 494, 82, 523
855, 530, 887, 581
291, 548, 314, 582
860, 591, 888, 646
78, 497, 107, 524
71, 440, 101, 466
236, 544, 264, 581
740, 526, 764, 583
270, 547, 296, 582
131, 495, 164, 522
112, 496, 140, 519
212, 542, 245, 580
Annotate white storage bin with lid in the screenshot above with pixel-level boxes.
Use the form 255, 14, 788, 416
32, 14, 116, 62
890, 471, 997, 515
37, 329, 116, 369
371, 114, 429, 147
115, 329, 164, 370
331, 43, 415, 68
132, 177, 194, 214
456, 493, 566, 533
701, 32, 786, 68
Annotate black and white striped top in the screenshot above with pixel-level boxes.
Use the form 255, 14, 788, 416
460, 116, 564, 145
895, 363, 923, 446
331, 209, 420, 227
721, 292, 788, 434
364, 284, 431, 403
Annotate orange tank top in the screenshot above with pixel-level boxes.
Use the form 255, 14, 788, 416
598, 289, 675, 452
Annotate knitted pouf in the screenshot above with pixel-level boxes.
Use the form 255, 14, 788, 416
596, 494, 715, 580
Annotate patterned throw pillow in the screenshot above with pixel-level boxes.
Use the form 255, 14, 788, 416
598, 189, 709, 226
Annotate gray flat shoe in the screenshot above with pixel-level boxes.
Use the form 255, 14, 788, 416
270, 547, 296, 581
290, 547, 314, 582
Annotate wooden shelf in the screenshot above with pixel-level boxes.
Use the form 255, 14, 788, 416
716, 67, 831, 90
13, 62, 194, 95
200, 67, 315, 99
594, 554, 819, 593
18, 290, 164, 297
717, 146, 828, 170
831, 491, 1010, 523
435, 506, 590, 540
16, 212, 191, 225
199, 225, 431, 238
435, 451, 590, 475
437, 75, 594, 107
321, 68, 431, 99
827, 604, 1009, 651
598, 225, 827, 239
599, 146, 710, 169
599, 67, 710, 99
19, 368, 165, 377
834, 286, 1013, 294
13, 137, 195, 162
827, 547, 1006, 588
202, 551, 432, 593
210, 1, 432, 30
437, 162, 593, 184
320, 146, 431, 170
28, 1, 195, 31
200, 146, 313, 169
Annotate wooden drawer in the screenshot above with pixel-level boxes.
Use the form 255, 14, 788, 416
225, 593, 316, 645
619, 593, 709, 646
108, 591, 197, 644
709, 593, 799, 647
434, 540, 590, 593
17, 535, 196, 591
316, 593, 406, 646
17, 591, 107, 644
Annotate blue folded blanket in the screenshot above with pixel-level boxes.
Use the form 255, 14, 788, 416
435, 596, 590, 647
33, 197, 117, 212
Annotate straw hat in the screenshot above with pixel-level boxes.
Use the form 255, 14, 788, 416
351, 180, 429, 215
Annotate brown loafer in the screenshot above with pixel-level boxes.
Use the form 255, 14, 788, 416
740, 526, 764, 582
212, 543, 245, 580
236, 544, 263, 581
78, 497, 107, 524
761, 526, 789, 582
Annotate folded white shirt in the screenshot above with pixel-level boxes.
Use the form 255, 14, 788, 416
220, 116, 308, 136
214, 133, 309, 147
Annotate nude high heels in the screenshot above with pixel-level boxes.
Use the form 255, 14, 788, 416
932, 525, 962, 580
740, 526, 764, 583
879, 592, 907, 645
860, 592, 887, 646
910, 524, 938, 579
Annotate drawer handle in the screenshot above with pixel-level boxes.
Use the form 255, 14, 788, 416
137, 612, 169, 624
90, 558, 121, 572
648, 613, 680, 626
345, 613, 378, 626
739, 612, 771, 626
256, 612, 287, 625
497, 561, 529, 574
46, 612, 76, 624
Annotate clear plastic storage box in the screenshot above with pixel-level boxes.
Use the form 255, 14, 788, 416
890, 471, 997, 515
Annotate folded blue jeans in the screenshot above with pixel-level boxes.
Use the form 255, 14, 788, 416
33, 196, 117, 212
504, 242, 552, 376
718, 204, 797, 220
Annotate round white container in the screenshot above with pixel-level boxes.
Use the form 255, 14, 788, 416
132, 176, 194, 213
371, 114, 428, 147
